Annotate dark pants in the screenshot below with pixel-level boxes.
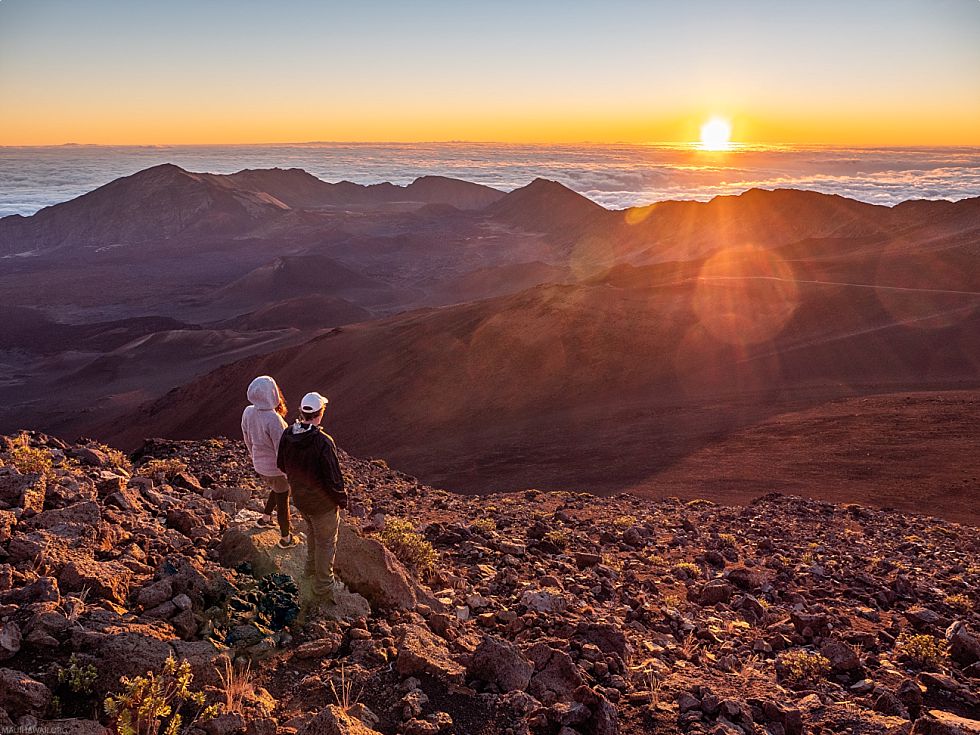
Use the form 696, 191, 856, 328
260, 474, 291, 536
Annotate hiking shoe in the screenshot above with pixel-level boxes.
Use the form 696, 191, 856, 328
257, 514, 274, 527
278, 534, 301, 548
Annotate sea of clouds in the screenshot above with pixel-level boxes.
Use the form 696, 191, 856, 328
1, 143, 979, 218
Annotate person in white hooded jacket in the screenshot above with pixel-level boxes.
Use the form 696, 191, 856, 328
241, 376, 297, 547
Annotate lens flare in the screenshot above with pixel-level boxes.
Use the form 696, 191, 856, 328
693, 246, 799, 345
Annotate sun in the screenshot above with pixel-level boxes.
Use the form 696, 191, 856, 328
699, 117, 732, 151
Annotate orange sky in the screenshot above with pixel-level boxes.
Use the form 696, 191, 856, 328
2, 1, 979, 146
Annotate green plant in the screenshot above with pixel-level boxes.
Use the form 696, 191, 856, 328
944, 593, 973, 614
718, 533, 737, 549
470, 517, 497, 535
92, 443, 133, 473
613, 515, 637, 529
104, 656, 220, 735
542, 529, 569, 550
672, 562, 701, 580
685, 499, 715, 509
135, 458, 187, 481
898, 633, 948, 670
58, 654, 98, 695
9, 442, 53, 478
777, 649, 831, 686
377, 518, 437, 575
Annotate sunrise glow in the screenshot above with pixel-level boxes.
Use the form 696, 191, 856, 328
699, 118, 733, 151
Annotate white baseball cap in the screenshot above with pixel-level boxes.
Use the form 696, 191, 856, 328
300, 392, 329, 412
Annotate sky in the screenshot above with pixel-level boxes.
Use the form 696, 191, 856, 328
1, 0, 979, 146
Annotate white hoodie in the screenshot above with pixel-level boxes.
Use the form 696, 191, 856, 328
241, 376, 288, 477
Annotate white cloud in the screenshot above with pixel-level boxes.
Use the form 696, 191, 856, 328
1, 143, 978, 218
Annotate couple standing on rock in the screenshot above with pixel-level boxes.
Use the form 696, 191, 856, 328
241, 375, 348, 604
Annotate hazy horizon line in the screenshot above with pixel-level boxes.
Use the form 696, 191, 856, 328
4, 140, 980, 150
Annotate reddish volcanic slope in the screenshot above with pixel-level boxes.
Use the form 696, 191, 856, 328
3, 166, 979, 523
111, 238, 980, 522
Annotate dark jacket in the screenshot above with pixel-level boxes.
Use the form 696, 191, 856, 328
276, 423, 348, 514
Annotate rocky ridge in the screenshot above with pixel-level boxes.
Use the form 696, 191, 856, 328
0, 432, 977, 735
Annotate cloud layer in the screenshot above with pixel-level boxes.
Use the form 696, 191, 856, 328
1, 143, 979, 218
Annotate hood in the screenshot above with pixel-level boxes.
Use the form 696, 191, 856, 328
284, 422, 319, 444
246, 375, 281, 410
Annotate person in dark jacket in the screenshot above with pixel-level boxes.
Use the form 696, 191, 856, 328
276, 391, 348, 601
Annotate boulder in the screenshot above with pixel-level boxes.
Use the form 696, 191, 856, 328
0, 622, 21, 660
575, 622, 632, 664
912, 711, 980, 735
946, 621, 980, 666
0, 667, 51, 717
520, 588, 569, 613
202, 712, 246, 735
820, 637, 862, 672
167, 495, 227, 540
315, 585, 371, 622
698, 579, 734, 606
394, 623, 465, 686
336, 523, 433, 610
0, 471, 45, 514
1, 576, 60, 605
790, 611, 831, 638
468, 635, 533, 692
30, 500, 102, 529
0, 510, 14, 544
136, 579, 174, 610
219, 521, 431, 610
70, 447, 110, 467
70, 621, 175, 694
527, 643, 584, 702
298, 705, 383, 735
59, 559, 132, 604
171, 639, 229, 687
725, 565, 767, 591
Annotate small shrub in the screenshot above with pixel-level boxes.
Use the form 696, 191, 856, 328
104, 656, 219, 735
58, 654, 98, 695
377, 517, 437, 575
9, 443, 53, 478
898, 633, 948, 670
718, 533, 737, 549
672, 562, 701, 580
778, 649, 831, 686
135, 458, 187, 481
216, 656, 254, 715
685, 499, 715, 509
53, 654, 99, 718
613, 515, 637, 529
92, 443, 133, 473
542, 529, 569, 550
470, 518, 497, 535
944, 593, 973, 614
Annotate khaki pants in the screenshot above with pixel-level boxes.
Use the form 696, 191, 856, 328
302, 501, 339, 596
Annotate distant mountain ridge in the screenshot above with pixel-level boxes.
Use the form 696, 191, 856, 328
3, 163, 979, 262
0, 164, 506, 256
